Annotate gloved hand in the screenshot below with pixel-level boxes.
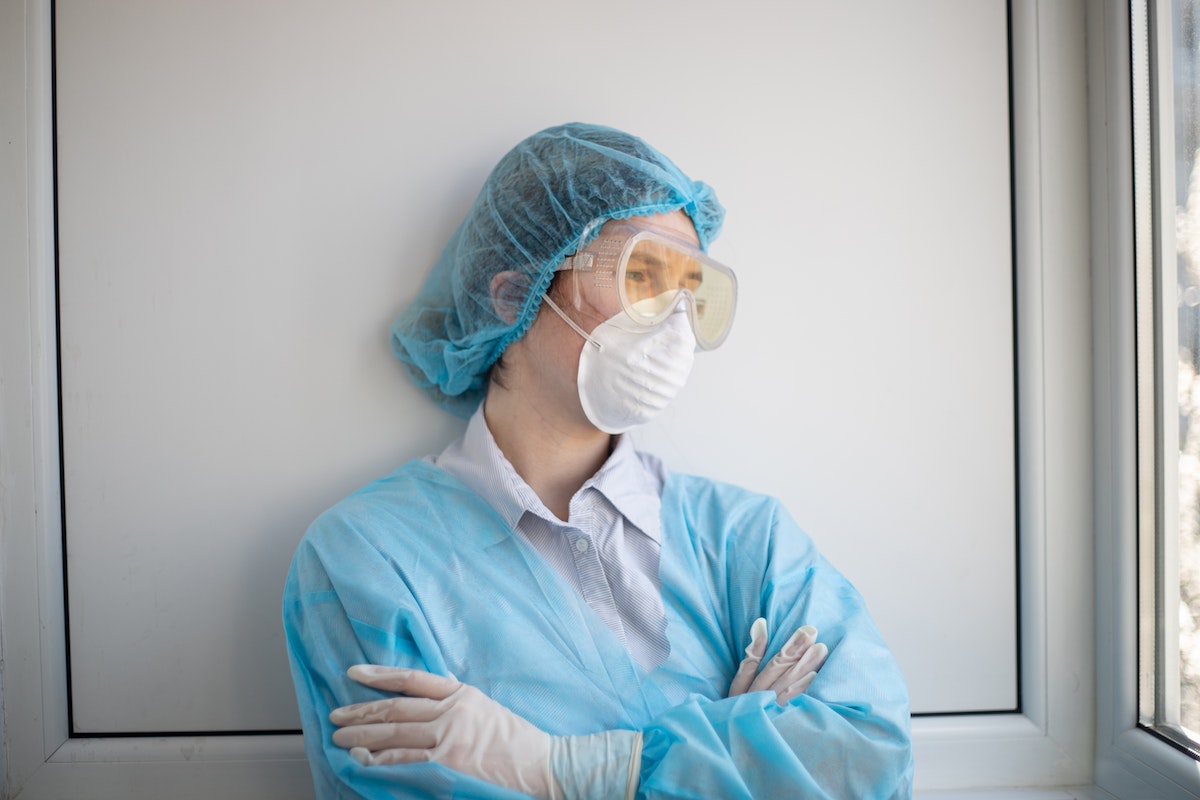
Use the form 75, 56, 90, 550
727, 618, 828, 705
330, 665, 560, 800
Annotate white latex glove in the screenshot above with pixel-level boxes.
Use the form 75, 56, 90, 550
727, 618, 829, 704
330, 665, 559, 800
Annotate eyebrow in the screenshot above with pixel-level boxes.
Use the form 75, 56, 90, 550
628, 253, 667, 270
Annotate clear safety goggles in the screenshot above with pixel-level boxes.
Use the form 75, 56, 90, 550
555, 222, 738, 349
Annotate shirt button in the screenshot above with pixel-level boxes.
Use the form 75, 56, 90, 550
575, 538, 590, 554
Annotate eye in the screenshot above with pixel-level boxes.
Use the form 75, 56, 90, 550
626, 270, 650, 284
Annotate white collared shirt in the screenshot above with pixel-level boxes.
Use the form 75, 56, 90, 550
433, 407, 670, 671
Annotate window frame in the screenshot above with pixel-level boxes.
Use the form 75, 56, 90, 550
1093, 0, 1200, 796
908, 0, 1098, 789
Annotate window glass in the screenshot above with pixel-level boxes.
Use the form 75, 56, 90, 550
1140, 0, 1200, 751
1176, 0, 1200, 739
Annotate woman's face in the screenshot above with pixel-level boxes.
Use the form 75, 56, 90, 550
561, 210, 701, 335
498, 210, 700, 430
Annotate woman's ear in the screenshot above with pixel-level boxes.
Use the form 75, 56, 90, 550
490, 271, 531, 325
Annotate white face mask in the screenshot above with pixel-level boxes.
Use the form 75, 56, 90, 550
541, 294, 696, 434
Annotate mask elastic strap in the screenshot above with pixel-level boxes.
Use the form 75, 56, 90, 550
540, 293, 603, 351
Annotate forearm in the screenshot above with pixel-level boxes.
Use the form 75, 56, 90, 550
637, 691, 911, 800
550, 730, 643, 800
550, 686, 909, 800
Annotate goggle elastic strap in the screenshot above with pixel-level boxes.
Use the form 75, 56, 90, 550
540, 293, 604, 352
558, 252, 594, 272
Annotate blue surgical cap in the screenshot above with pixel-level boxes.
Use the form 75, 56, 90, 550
390, 122, 725, 418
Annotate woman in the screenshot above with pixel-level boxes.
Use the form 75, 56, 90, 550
283, 122, 913, 799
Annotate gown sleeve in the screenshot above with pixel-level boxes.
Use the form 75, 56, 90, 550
282, 501, 535, 800
630, 486, 914, 800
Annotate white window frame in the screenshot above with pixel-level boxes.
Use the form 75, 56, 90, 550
907, 0, 1097, 791
0, 0, 1119, 796
1091, 0, 1200, 796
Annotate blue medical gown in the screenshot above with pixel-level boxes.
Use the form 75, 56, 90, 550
283, 461, 913, 799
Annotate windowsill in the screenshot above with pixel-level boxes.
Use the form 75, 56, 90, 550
917, 789, 1116, 800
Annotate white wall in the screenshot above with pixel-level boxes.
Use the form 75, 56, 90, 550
0, 0, 26, 793
50, 0, 1015, 735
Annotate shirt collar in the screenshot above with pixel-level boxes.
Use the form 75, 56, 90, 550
437, 406, 662, 542
436, 407, 528, 530
582, 432, 663, 543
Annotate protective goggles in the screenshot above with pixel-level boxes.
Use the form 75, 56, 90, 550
556, 223, 738, 349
